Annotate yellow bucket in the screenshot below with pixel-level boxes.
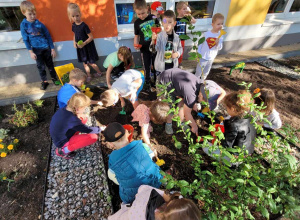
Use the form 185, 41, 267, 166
54, 63, 74, 85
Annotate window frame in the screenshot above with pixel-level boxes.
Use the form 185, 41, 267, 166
114, 0, 219, 33
265, 0, 300, 21
0, 0, 24, 42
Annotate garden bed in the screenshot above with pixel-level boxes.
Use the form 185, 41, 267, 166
0, 97, 56, 220
92, 62, 300, 219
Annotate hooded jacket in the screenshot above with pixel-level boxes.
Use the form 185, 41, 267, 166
109, 140, 162, 204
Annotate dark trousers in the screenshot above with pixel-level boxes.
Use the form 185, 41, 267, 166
141, 50, 152, 83
111, 62, 125, 76
33, 48, 57, 82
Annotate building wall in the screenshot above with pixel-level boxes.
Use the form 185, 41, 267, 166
0, 0, 300, 87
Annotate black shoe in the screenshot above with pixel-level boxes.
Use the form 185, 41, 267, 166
55, 148, 77, 159
40, 81, 49, 90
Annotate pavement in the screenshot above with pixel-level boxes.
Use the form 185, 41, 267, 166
1, 43, 300, 106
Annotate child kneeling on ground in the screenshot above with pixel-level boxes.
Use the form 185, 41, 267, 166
203, 90, 256, 166
103, 122, 162, 204
50, 93, 105, 159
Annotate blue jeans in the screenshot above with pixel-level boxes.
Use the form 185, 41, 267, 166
33, 47, 57, 81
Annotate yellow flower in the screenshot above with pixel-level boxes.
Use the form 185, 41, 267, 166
0, 144, 4, 149
13, 139, 19, 143
0, 139, 2, 142
1, 152, 7, 157
7, 145, 13, 150
2, 177, 7, 180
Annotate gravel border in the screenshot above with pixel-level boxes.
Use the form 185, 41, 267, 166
43, 113, 113, 220
256, 59, 300, 79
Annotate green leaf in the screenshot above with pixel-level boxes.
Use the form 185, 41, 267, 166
236, 179, 244, 184
229, 205, 238, 212
179, 35, 190, 40
166, 181, 175, 189
160, 178, 167, 184
179, 18, 189, 23
261, 206, 269, 219
178, 180, 189, 187
228, 188, 234, 198
174, 141, 182, 149
203, 135, 214, 140
198, 37, 205, 45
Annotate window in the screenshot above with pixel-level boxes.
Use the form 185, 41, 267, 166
115, 0, 217, 33
0, 6, 24, 32
268, 0, 289, 13
290, 0, 300, 12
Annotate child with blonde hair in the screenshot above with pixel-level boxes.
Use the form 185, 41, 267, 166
100, 69, 144, 109
253, 88, 282, 129
103, 46, 135, 88
108, 185, 201, 220
132, 100, 170, 147
196, 13, 225, 81
203, 90, 256, 164
20, 1, 59, 90
175, 1, 197, 65
50, 93, 105, 159
67, 3, 102, 83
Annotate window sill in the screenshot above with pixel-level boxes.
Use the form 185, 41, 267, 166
0, 41, 26, 51
263, 17, 300, 27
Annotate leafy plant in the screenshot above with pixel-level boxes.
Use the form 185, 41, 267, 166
158, 81, 300, 219
33, 99, 44, 108
0, 128, 9, 139
0, 172, 15, 191
0, 136, 18, 158
61, 72, 70, 84
8, 102, 38, 127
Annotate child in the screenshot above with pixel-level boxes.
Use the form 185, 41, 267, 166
151, 10, 183, 73
50, 93, 105, 159
108, 185, 201, 220
133, 0, 159, 88
175, 1, 197, 65
57, 68, 101, 108
20, 1, 59, 90
203, 90, 256, 163
253, 88, 282, 129
103, 122, 162, 204
196, 13, 224, 80
132, 101, 170, 147
67, 3, 102, 83
150, 1, 164, 20
100, 69, 144, 109
103, 46, 134, 88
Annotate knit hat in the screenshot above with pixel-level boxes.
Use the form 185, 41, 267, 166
151, 1, 164, 14
103, 122, 125, 142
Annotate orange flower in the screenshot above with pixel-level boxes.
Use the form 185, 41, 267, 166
0, 144, 4, 149
253, 88, 260, 94
1, 152, 7, 157
7, 145, 13, 150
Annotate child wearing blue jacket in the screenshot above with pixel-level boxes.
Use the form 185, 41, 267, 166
103, 122, 162, 204
20, 1, 59, 90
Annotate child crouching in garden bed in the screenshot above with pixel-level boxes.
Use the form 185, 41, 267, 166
50, 93, 105, 159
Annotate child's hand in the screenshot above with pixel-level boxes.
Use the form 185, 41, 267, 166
152, 32, 157, 41
51, 49, 56, 58
171, 51, 179, 59
190, 16, 197, 24
30, 51, 37, 60
73, 42, 77, 48
77, 43, 85, 49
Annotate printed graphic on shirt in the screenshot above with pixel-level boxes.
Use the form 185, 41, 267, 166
206, 37, 217, 49
176, 21, 186, 36
27, 25, 41, 36
164, 41, 173, 63
139, 20, 155, 41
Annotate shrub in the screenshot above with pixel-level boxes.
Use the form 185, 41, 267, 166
8, 102, 38, 127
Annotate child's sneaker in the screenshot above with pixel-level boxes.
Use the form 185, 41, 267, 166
165, 123, 173, 135
55, 147, 76, 159
52, 78, 61, 86
40, 81, 49, 90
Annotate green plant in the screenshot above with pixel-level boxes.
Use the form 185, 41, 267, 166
33, 99, 44, 108
158, 82, 300, 219
0, 172, 15, 191
61, 72, 70, 84
0, 136, 19, 158
8, 102, 38, 127
0, 128, 9, 139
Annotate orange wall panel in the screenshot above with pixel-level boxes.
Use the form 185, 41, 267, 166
226, 0, 272, 27
31, 0, 118, 42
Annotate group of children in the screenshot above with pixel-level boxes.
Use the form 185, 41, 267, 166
20, 0, 282, 218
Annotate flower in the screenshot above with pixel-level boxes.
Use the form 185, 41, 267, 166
2, 177, 7, 180
253, 88, 260, 94
0, 139, 2, 143
1, 152, 7, 157
7, 145, 13, 150
0, 144, 4, 149
13, 139, 19, 143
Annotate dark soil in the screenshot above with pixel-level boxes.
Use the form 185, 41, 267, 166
0, 97, 55, 220
277, 56, 300, 70
91, 62, 300, 219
